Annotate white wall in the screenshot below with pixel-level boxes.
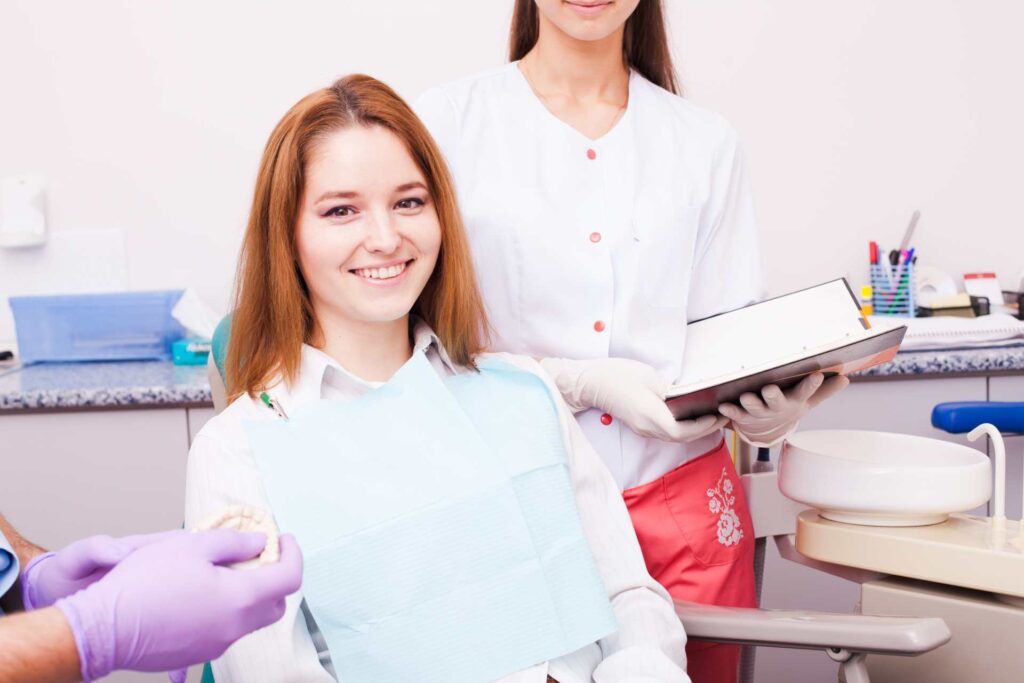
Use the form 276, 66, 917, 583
2, 1, 1023, 347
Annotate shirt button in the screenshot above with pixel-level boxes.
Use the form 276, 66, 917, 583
600, 413, 613, 426
586, 148, 597, 160
593, 320, 606, 332
589, 231, 602, 243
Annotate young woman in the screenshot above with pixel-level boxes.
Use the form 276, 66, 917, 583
185, 74, 690, 682
414, 1, 848, 679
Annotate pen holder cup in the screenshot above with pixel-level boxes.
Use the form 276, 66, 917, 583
871, 262, 916, 317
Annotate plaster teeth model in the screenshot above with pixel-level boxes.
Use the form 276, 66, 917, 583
196, 505, 280, 565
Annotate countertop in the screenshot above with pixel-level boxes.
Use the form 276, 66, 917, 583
0, 360, 211, 411
2, 344, 1023, 412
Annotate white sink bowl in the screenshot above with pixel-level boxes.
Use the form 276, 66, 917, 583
779, 430, 991, 526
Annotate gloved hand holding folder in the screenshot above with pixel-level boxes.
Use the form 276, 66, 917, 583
539, 357, 728, 443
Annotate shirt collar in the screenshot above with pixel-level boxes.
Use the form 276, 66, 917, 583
282, 317, 457, 408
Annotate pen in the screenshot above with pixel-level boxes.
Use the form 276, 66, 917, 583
259, 391, 289, 420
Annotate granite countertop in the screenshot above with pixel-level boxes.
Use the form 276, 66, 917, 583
0, 360, 212, 411
856, 343, 1024, 379
2, 344, 1024, 412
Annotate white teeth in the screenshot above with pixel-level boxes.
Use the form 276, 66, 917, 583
356, 262, 407, 280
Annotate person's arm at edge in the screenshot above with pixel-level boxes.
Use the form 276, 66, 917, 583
0, 513, 47, 613
0, 607, 81, 683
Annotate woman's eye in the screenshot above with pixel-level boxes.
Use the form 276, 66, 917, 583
324, 206, 355, 218
395, 197, 426, 211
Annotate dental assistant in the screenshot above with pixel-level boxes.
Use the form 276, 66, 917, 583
0, 513, 301, 683
414, 1, 848, 679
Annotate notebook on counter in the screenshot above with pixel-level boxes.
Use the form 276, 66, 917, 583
666, 279, 906, 420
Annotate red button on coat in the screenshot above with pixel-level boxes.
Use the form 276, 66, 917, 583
586, 148, 597, 160
589, 232, 602, 243
593, 320, 606, 332
600, 413, 613, 425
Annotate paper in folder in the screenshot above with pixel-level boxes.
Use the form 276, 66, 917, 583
666, 279, 906, 420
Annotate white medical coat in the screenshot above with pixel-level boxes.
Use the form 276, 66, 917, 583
415, 63, 765, 490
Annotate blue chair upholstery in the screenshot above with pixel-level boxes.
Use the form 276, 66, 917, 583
931, 401, 1024, 434
211, 314, 233, 382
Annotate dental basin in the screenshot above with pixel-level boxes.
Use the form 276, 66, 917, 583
779, 430, 991, 526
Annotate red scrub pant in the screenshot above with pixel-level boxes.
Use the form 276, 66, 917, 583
622, 439, 756, 683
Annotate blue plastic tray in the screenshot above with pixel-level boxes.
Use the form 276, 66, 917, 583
10, 290, 186, 364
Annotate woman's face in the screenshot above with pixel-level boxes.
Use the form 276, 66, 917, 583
295, 125, 442, 331
534, 0, 642, 42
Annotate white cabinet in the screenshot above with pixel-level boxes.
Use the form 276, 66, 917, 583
0, 408, 190, 549
0, 407, 200, 682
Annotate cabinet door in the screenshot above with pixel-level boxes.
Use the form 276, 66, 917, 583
0, 408, 197, 681
756, 376, 987, 683
0, 408, 189, 549
989, 375, 1024, 520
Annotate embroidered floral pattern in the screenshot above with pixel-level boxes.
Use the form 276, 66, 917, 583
707, 468, 744, 547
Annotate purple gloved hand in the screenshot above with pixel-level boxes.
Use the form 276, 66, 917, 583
54, 529, 303, 683
21, 530, 181, 610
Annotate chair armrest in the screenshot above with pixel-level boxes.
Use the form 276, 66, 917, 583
676, 600, 950, 656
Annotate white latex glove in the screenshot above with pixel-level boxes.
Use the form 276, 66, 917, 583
718, 372, 850, 447
539, 357, 728, 443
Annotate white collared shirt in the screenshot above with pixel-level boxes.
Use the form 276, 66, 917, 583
414, 64, 764, 490
185, 320, 689, 683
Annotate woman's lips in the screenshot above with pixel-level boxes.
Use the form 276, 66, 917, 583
565, 0, 613, 17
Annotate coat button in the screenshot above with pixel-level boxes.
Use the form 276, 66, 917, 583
600, 413, 613, 425
593, 320, 606, 332
589, 232, 602, 243
586, 148, 597, 160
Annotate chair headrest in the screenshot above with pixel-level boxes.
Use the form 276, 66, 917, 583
211, 314, 233, 383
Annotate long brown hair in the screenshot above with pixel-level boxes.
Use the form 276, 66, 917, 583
508, 0, 679, 95
226, 74, 489, 400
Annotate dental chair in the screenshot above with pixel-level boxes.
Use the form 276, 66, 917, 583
931, 401, 1024, 436
201, 317, 950, 683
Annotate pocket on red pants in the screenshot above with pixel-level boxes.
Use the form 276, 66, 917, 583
662, 442, 755, 569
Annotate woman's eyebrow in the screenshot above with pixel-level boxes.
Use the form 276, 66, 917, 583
395, 181, 427, 192
314, 190, 360, 202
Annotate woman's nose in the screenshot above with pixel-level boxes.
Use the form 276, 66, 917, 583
363, 213, 402, 253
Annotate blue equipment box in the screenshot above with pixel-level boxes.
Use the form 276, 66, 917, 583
9, 290, 186, 364
172, 338, 212, 365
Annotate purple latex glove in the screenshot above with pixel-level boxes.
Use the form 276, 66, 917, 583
55, 529, 303, 683
21, 530, 181, 610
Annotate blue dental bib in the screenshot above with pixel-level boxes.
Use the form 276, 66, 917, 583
244, 354, 616, 682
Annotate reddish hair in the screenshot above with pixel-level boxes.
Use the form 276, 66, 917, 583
226, 75, 489, 400
508, 0, 680, 95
